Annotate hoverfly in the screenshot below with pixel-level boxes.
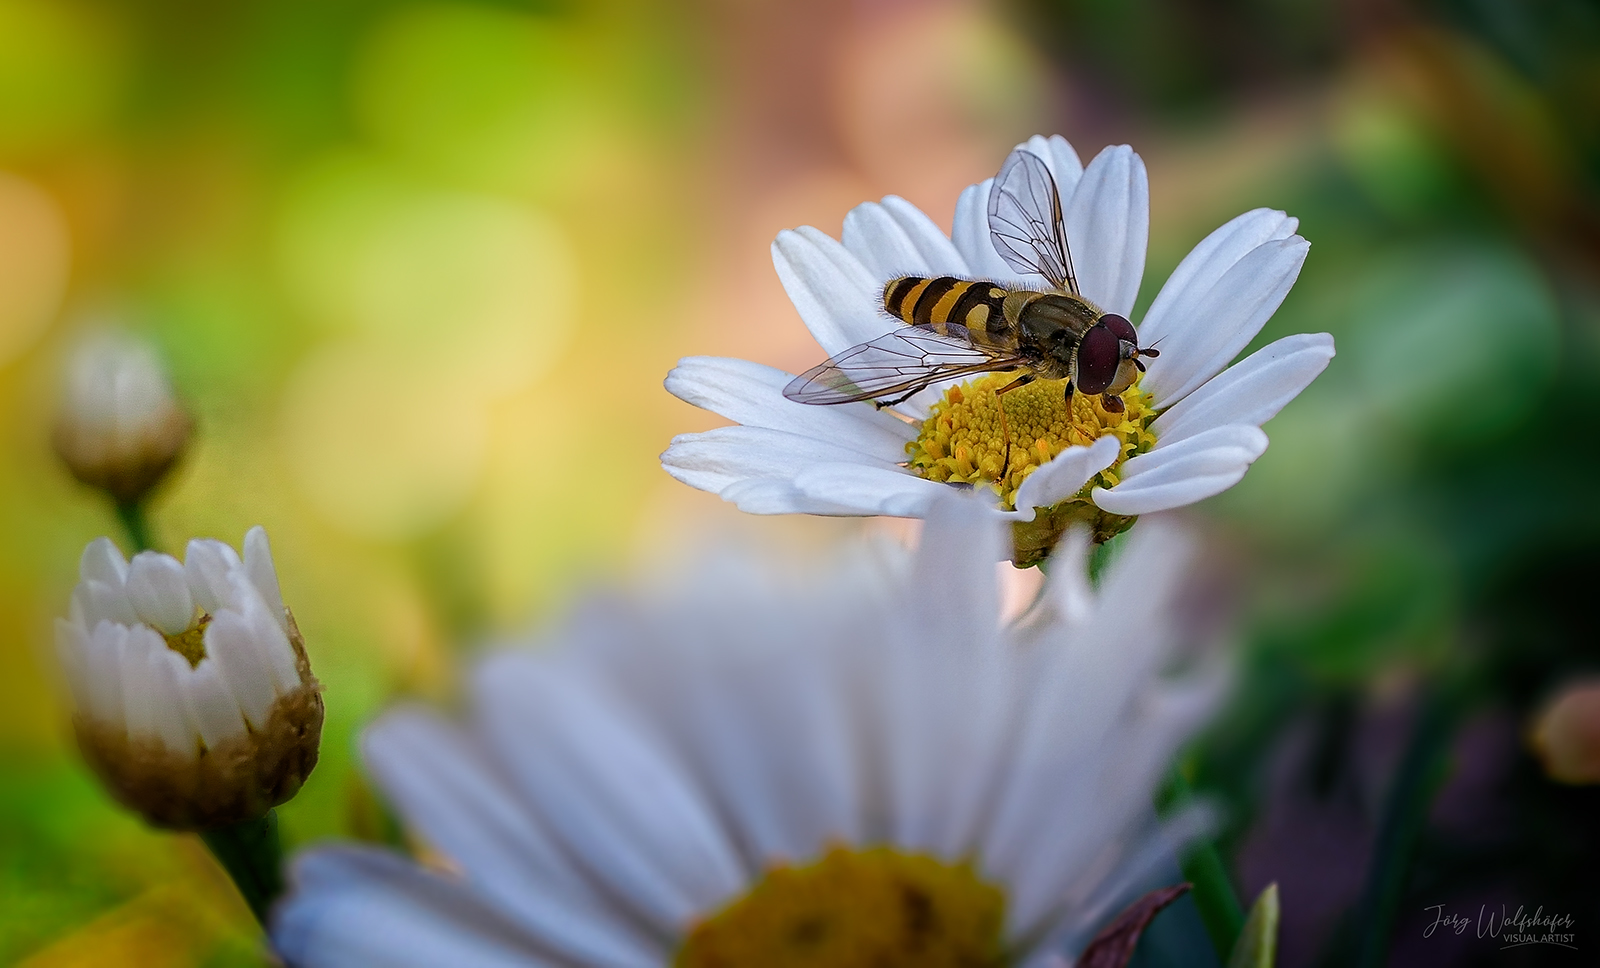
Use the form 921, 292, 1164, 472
782, 148, 1159, 431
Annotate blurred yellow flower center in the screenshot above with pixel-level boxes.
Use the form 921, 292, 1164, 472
674, 846, 1007, 968
906, 374, 1157, 511
163, 613, 209, 668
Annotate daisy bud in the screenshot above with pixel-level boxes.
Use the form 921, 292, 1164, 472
56, 527, 324, 829
1530, 678, 1600, 785
54, 330, 193, 507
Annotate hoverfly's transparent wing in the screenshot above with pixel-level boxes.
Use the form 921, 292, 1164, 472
987, 148, 1078, 295
783, 325, 1028, 406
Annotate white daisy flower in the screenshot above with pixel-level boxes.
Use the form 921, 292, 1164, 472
54, 329, 193, 507
57, 527, 323, 829
663, 134, 1334, 564
271, 496, 1224, 967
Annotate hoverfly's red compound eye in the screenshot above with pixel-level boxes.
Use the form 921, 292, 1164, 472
1099, 313, 1137, 344
1075, 322, 1121, 394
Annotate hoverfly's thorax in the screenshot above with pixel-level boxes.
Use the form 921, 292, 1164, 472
1014, 293, 1098, 358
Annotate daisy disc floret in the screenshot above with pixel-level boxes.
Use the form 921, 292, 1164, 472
663, 134, 1335, 564
56, 527, 323, 829
270, 496, 1224, 967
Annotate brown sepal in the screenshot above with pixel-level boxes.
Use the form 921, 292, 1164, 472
1076, 882, 1193, 968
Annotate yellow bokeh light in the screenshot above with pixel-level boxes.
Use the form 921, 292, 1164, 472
277, 154, 577, 397
0, 171, 69, 368
279, 340, 492, 540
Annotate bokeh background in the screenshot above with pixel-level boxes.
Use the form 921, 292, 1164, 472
1, 0, 1596, 965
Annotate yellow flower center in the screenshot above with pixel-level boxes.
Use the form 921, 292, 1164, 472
163, 612, 209, 668
905, 374, 1159, 566
674, 846, 1007, 968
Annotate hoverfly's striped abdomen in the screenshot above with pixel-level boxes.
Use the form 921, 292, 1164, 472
883, 276, 1011, 344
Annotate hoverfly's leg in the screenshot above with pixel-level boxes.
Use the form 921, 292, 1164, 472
1101, 392, 1125, 414
993, 373, 1035, 481
873, 387, 924, 409
1063, 381, 1074, 403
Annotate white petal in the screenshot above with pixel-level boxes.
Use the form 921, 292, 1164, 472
204, 608, 279, 729
1092, 430, 1267, 515
243, 526, 290, 635
273, 847, 569, 968
126, 552, 195, 636
1094, 469, 1251, 516
228, 572, 302, 695
952, 178, 1018, 282
179, 657, 248, 748
911, 494, 1005, 642
790, 462, 955, 518
1140, 233, 1310, 409
1118, 425, 1269, 482
842, 200, 930, 279
610, 611, 869, 867
474, 654, 746, 935
84, 621, 129, 726
880, 195, 968, 274
1012, 436, 1121, 512
880, 498, 1025, 855
1064, 145, 1148, 316
842, 195, 967, 280
771, 226, 886, 357
715, 477, 873, 516
986, 523, 1202, 935
661, 426, 905, 496
82, 578, 139, 627
118, 625, 165, 741
663, 356, 914, 453
1138, 208, 1300, 346
182, 538, 240, 614
1038, 526, 1095, 628
364, 708, 658, 967
79, 537, 129, 585
1151, 332, 1335, 445
1016, 133, 1088, 203
149, 648, 198, 754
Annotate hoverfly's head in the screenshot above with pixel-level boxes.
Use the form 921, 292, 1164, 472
1074, 313, 1159, 396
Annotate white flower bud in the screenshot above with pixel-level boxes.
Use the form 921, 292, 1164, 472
53, 330, 193, 505
57, 527, 323, 829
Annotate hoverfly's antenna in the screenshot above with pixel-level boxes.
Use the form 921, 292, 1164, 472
1132, 334, 1162, 372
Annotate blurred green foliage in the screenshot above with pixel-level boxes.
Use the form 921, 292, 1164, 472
1018, 0, 1600, 962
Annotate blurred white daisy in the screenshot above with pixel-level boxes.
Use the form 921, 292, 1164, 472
57, 527, 322, 829
271, 497, 1223, 967
663, 134, 1333, 564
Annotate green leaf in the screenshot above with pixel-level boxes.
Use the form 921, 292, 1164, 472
1227, 883, 1280, 968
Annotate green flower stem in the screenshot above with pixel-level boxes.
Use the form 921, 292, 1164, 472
114, 499, 154, 553
1182, 835, 1246, 961
200, 810, 285, 926
1162, 771, 1245, 963
1354, 674, 1466, 968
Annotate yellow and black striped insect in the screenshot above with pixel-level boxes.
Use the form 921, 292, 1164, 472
783, 146, 1158, 416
